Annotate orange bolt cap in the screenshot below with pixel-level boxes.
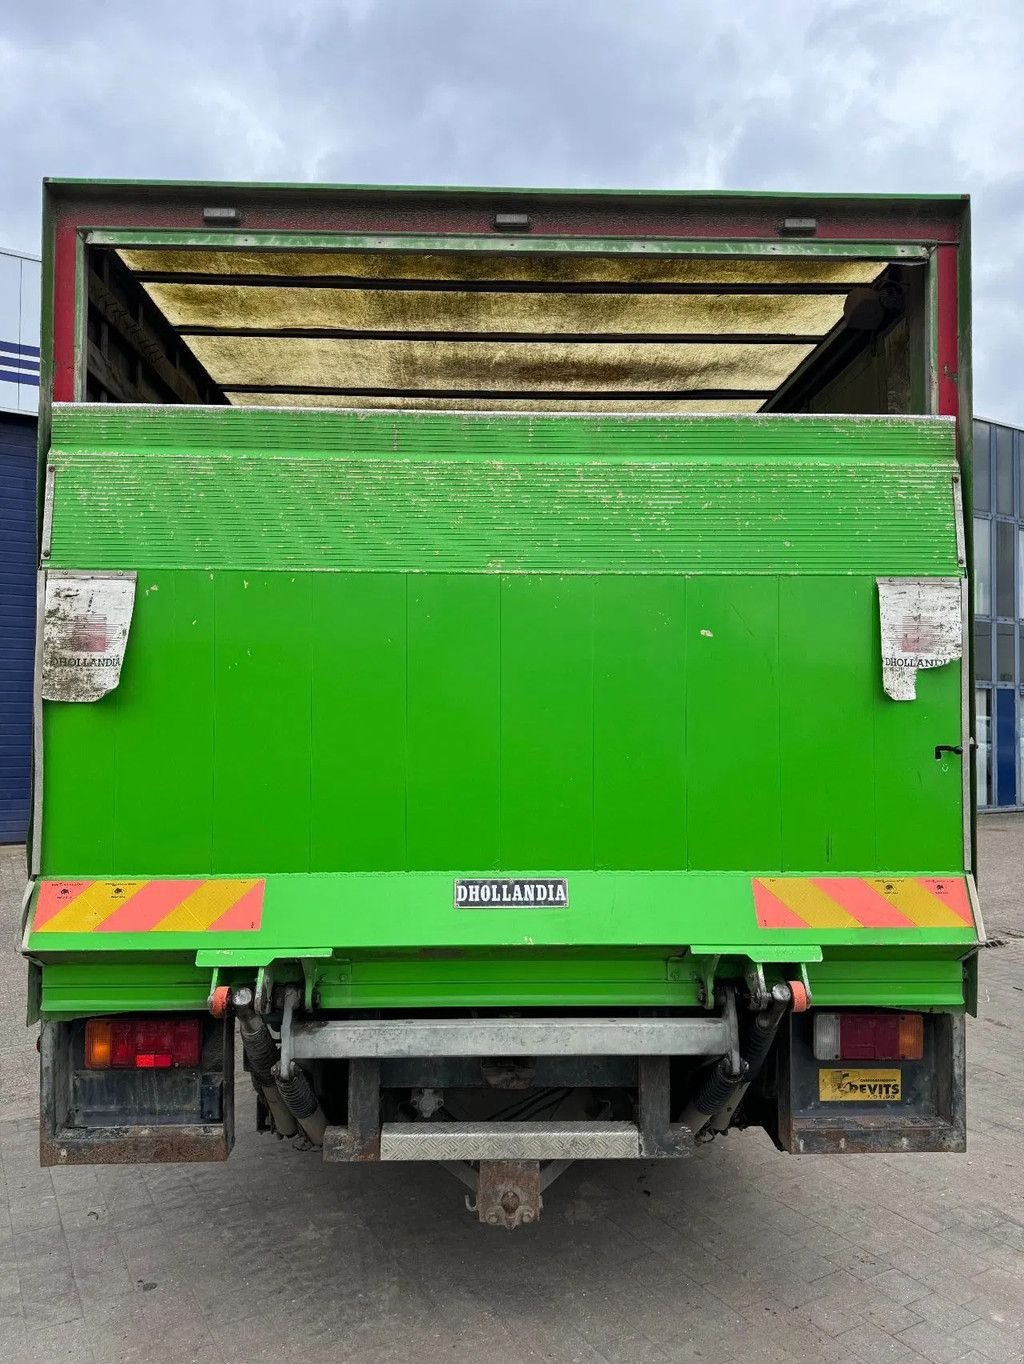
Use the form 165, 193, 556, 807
788, 979, 811, 1013
208, 985, 232, 1018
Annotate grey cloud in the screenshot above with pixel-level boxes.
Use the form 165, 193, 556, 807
0, 0, 1020, 419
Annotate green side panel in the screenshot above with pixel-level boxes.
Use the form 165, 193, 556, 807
874, 660, 964, 868
500, 576, 595, 868
311, 574, 407, 871
407, 576, 500, 870
318, 953, 702, 1011
28, 869, 978, 955
805, 954, 967, 1007
40, 961, 211, 1016
779, 577, 876, 870
47, 408, 960, 577
593, 576, 686, 869
36, 947, 967, 1018
212, 573, 312, 871
40, 405, 966, 898
40, 578, 966, 877
42, 693, 118, 870
685, 576, 781, 869
42, 571, 966, 877
113, 573, 215, 869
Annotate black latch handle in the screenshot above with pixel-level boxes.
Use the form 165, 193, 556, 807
934, 744, 963, 761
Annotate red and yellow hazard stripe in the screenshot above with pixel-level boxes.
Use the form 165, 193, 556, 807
752, 877, 973, 931
32, 879, 265, 934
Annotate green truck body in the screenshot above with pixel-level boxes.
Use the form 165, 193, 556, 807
24, 181, 978, 1220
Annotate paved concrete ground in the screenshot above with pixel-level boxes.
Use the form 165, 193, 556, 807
1, 820, 1022, 1364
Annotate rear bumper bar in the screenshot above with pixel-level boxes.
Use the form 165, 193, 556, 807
286, 1014, 733, 1062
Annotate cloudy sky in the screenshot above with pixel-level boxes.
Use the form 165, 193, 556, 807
1, 0, 1022, 422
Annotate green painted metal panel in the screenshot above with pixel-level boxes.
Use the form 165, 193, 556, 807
874, 660, 964, 869
779, 577, 876, 871
212, 572, 313, 871
500, 576, 595, 868
86, 225, 932, 258
311, 574, 407, 871
407, 575, 501, 870
47, 409, 959, 577
35, 403, 973, 1017
50, 176, 964, 205
36, 948, 966, 1018
593, 576, 686, 869
40, 405, 965, 880
41, 571, 966, 879
42, 688, 117, 871
685, 576, 782, 869
40, 961, 211, 1016
804, 955, 966, 1008
28, 870, 977, 955
113, 572, 215, 869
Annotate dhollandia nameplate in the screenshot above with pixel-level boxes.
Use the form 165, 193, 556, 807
454, 878, 568, 909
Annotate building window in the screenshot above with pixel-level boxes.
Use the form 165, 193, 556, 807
997, 624, 1015, 683
974, 423, 991, 512
975, 621, 992, 683
995, 424, 1015, 515
976, 688, 992, 808
996, 520, 1015, 619
970, 420, 987, 512
975, 517, 992, 615
973, 420, 1023, 809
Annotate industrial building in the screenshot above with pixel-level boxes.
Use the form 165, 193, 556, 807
973, 417, 1024, 808
0, 246, 39, 844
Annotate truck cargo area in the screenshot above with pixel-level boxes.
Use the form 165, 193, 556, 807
26, 183, 977, 1222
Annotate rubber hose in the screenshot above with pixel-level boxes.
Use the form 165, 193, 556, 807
237, 1016, 280, 1088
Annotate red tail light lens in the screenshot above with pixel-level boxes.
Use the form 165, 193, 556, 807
85, 1018, 202, 1070
813, 1012, 924, 1062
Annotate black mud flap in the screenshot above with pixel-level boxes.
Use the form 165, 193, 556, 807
773, 1010, 966, 1155
40, 1015, 234, 1166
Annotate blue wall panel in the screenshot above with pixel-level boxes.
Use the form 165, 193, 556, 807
995, 688, 1017, 809
0, 411, 36, 843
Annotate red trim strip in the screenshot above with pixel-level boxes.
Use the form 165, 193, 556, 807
935, 243, 960, 420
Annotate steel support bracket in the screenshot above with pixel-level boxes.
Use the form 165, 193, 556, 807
796, 961, 813, 1007
638, 1057, 693, 1158
688, 953, 720, 1010
254, 964, 274, 1015
205, 966, 223, 1011
322, 1060, 382, 1162
300, 957, 334, 1012
744, 960, 770, 1012
471, 1160, 543, 1229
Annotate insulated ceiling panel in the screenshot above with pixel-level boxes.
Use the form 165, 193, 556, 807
143, 282, 846, 339
118, 248, 887, 288
226, 392, 768, 412
185, 336, 814, 396
111, 247, 891, 411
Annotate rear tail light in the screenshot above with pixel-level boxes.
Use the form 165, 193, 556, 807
813, 1011, 924, 1062
85, 1018, 202, 1070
